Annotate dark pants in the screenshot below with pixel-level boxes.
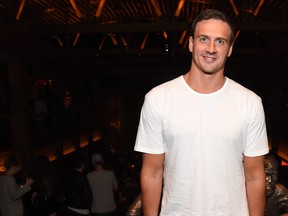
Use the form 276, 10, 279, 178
91, 210, 118, 216
62, 207, 90, 216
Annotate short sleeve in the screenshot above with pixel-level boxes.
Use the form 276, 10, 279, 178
244, 97, 269, 156
134, 93, 165, 154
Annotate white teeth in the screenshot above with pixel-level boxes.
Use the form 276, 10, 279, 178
204, 56, 214, 62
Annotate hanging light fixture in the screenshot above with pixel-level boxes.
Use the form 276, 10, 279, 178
175, 0, 186, 17
151, 0, 162, 17
254, 0, 264, 16
16, 0, 26, 20
95, 0, 106, 17
73, 32, 81, 47
140, 32, 149, 50
229, 0, 239, 16
69, 0, 82, 18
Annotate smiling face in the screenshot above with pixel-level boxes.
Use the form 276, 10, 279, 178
189, 19, 233, 76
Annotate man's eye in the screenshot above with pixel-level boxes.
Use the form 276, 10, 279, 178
216, 40, 225, 45
200, 38, 208, 42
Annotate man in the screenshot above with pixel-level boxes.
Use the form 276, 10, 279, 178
134, 9, 269, 216
87, 153, 119, 216
0, 155, 34, 216
63, 157, 92, 216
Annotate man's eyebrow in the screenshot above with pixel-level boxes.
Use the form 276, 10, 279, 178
215, 37, 228, 42
197, 34, 208, 38
196, 34, 228, 42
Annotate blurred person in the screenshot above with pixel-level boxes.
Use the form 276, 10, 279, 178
0, 155, 34, 216
62, 156, 92, 216
29, 155, 63, 216
134, 9, 269, 216
265, 153, 288, 216
87, 153, 118, 216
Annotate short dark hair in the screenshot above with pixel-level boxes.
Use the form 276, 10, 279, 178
4, 155, 21, 170
190, 9, 235, 44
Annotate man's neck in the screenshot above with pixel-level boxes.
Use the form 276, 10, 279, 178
184, 70, 226, 94
95, 165, 104, 171
5, 169, 15, 176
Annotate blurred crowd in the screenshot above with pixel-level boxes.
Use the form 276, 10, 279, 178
0, 150, 141, 216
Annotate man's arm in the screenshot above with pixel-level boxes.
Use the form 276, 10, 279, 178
244, 155, 266, 216
141, 153, 164, 216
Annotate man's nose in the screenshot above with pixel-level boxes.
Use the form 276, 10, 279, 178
206, 41, 216, 53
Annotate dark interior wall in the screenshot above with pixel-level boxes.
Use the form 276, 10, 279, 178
1, 25, 288, 159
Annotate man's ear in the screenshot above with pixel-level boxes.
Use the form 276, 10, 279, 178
227, 43, 233, 57
188, 36, 193, 52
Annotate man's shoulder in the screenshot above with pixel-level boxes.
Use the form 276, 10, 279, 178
0, 174, 13, 180
103, 169, 115, 175
86, 170, 96, 177
227, 77, 261, 100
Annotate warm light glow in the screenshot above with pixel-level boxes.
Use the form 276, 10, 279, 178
121, 36, 128, 47
233, 30, 240, 44
163, 31, 168, 40
110, 120, 121, 129
34, 147, 58, 161
95, 0, 106, 17
80, 141, 89, 148
179, 31, 187, 45
63, 137, 76, 155
141, 32, 149, 50
92, 132, 102, 142
64, 89, 72, 107
0, 153, 11, 172
48, 80, 54, 86
183, 36, 189, 48
63, 146, 76, 155
254, 0, 264, 16
276, 151, 288, 163
229, 0, 239, 16
16, 0, 26, 20
151, 0, 162, 17
48, 154, 57, 161
0, 161, 6, 172
69, 0, 82, 18
174, 0, 186, 17
80, 133, 89, 148
34, 146, 57, 161
98, 35, 106, 51
281, 161, 288, 166
73, 32, 81, 47
110, 34, 118, 46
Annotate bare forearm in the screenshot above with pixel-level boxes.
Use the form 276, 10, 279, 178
141, 173, 163, 216
140, 153, 164, 216
246, 177, 266, 216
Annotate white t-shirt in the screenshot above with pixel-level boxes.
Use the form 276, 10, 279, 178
134, 76, 269, 216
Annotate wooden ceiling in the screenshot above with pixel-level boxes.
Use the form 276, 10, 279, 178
0, 0, 286, 53
0, 0, 287, 75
